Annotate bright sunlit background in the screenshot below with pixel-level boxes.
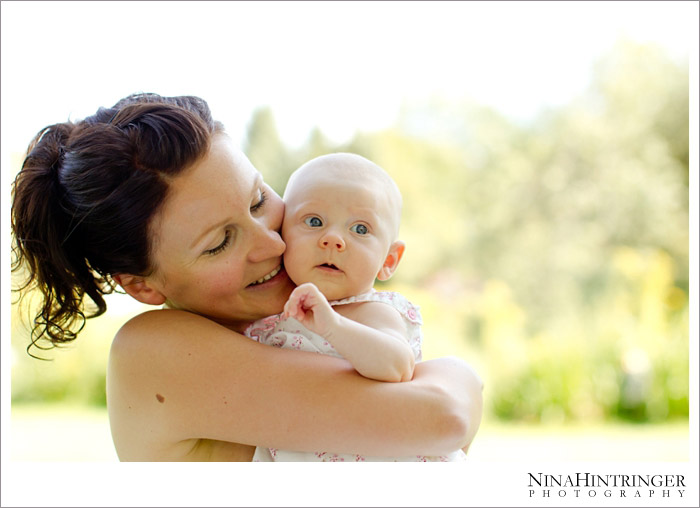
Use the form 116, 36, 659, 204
2, 0, 696, 492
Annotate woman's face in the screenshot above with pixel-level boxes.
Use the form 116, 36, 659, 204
146, 133, 295, 331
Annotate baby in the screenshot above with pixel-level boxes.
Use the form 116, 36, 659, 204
247, 153, 466, 462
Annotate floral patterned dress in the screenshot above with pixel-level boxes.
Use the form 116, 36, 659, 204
245, 289, 467, 462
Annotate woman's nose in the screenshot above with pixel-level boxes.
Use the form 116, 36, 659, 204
248, 222, 286, 263
319, 230, 345, 251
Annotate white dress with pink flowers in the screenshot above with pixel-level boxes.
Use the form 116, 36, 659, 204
244, 289, 467, 462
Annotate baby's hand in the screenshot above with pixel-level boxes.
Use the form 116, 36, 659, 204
283, 283, 339, 338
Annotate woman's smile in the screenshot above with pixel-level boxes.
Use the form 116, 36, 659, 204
246, 264, 288, 289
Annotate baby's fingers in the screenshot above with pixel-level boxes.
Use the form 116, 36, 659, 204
284, 289, 311, 320
283, 297, 301, 320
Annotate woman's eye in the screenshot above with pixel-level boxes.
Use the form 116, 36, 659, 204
204, 230, 231, 256
250, 191, 267, 213
350, 223, 369, 235
304, 216, 323, 228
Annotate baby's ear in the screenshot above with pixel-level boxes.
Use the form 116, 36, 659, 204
377, 241, 406, 281
112, 273, 167, 306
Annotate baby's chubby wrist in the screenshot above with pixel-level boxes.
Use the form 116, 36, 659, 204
320, 310, 349, 345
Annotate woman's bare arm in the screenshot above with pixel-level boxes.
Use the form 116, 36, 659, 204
107, 309, 482, 459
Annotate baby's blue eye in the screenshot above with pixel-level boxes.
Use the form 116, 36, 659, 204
351, 223, 369, 235
304, 216, 323, 228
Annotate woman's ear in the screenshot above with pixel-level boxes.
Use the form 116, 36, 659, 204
377, 241, 406, 281
112, 273, 167, 306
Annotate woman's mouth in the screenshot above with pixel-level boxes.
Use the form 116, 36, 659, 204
248, 265, 282, 286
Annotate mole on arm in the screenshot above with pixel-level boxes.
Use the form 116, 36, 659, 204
156, 393, 165, 403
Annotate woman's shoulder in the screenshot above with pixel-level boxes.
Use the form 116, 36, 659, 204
106, 308, 260, 459
116, 307, 198, 333
113, 309, 198, 349
114, 308, 232, 340
109, 308, 245, 366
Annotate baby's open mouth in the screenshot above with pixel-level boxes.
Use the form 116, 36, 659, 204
319, 263, 341, 271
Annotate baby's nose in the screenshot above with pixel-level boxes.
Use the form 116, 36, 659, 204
320, 232, 345, 251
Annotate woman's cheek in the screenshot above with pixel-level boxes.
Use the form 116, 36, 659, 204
199, 262, 243, 299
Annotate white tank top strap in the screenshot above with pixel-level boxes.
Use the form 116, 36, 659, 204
330, 289, 423, 326
331, 289, 424, 361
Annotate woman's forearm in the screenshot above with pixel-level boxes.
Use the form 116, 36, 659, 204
109, 310, 483, 458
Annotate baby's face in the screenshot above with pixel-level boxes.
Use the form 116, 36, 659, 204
282, 173, 397, 301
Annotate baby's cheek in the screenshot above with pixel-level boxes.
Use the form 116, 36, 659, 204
283, 253, 304, 286
282, 236, 302, 269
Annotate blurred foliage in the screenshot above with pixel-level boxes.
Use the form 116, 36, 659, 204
240, 40, 689, 424
10, 289, 145, 406
12, 41, 689, 424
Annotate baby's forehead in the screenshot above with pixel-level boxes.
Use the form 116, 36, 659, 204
289, 176, 389, 214
285, 154, 402, 236
287, 154, 400, 200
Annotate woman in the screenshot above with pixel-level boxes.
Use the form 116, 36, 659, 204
11, 93, 482, 461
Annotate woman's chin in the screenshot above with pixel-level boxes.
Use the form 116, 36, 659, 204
246, 268, 296, 314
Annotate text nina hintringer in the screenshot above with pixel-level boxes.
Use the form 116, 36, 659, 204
527, 472, 686, 499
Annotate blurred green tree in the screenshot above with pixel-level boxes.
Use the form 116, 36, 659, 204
12, 41, 689, 424
242, 106, 297, 196
340, 41, 689, 423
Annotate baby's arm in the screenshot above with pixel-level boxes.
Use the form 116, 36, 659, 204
284, 283, 415, 382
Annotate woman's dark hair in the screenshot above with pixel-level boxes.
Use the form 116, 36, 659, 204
11, 93, 224, 356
